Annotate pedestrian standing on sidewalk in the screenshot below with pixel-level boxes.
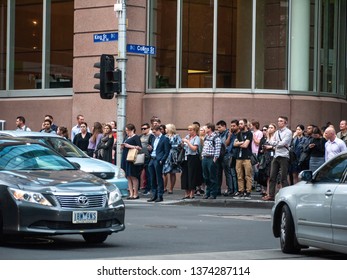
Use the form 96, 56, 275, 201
181, 124, 202, 199
201, 123, 221, 199
233, 119, 253, 200
263, 116, 292, 201
216, 120, 232, 196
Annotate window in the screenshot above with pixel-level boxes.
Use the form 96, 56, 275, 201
0, 0, 73, 92
0, 0, 7, 90
148, 0, 177, 89
181, 0, 214, 88
147, 0, 346, 96
14, 0, 43, 89
256, 0, 288, 90
217, 0, 252, 88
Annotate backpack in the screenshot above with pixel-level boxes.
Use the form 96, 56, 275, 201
213, 135, 226, 160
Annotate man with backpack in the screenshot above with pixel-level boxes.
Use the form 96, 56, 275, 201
216, 120, 232, 196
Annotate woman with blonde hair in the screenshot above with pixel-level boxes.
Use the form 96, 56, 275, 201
181, 124, 202, 199
163, 123, 182, 194
259, 123, 277, 198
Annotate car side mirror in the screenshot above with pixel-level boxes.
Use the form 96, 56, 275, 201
299, 170, 313, 182
71, 162, 81, 170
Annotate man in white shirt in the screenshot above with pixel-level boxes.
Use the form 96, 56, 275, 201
16, 116, 31, 131
325, 127, 347, 161
263, 116, 292, 201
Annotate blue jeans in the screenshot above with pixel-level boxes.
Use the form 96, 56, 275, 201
148, 159, 164, 198
202, 157, 219, 198
230, 157, 238, 193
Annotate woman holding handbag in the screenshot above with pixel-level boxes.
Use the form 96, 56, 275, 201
121, 123, 142, 199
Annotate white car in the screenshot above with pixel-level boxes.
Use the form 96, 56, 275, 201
0, 131, 128, 197
271, 152, 347, 254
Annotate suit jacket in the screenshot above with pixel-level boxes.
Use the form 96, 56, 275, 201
152, 135, 170, 163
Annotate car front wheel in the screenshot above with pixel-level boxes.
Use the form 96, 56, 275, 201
280, 205, 301, 254
82, 233, 109, 244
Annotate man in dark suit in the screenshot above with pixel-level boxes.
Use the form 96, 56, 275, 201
147, 125, 170, 202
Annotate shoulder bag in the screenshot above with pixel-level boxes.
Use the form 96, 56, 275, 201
126, 148, 138, 162
134, 153, 145, 165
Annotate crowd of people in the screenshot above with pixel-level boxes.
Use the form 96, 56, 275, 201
14, 114, 347, 202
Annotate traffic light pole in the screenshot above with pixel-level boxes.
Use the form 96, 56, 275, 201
115, 0, 127, 167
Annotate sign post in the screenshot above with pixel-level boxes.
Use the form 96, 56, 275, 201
114, 0, 127, 168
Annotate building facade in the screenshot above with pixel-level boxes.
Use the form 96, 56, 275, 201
0, 0, 346, 132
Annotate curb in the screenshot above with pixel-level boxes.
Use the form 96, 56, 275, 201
168, 198, 274, 209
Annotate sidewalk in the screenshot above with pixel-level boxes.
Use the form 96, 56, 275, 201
137, 189, 274, 209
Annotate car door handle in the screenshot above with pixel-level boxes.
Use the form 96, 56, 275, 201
325, 190, 333, 196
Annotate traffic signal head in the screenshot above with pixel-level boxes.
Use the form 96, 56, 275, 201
113, 68, 122, 94
94, 54, 115, 99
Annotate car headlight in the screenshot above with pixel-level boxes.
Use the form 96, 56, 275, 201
117, 168, 126, 179
9, 188, 52, 206
108, 187, 122, 205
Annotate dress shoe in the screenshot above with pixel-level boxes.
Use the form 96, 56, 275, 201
154, 197, 163, 202
147, 197, 157, 202
202, 195, 209, 199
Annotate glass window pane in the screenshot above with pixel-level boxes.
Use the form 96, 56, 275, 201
256, 0, 288, 90
48, 0, 73, 89
217, 0, 252, 88
14, 0, 43, 90
181, 0, 214, 88
0, 0, 6, 90
320, 0, 337, 93
149, 0, 177, 89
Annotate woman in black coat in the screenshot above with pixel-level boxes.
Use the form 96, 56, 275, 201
95, 124, 114, 163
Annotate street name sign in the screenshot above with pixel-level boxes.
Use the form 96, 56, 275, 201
127, 44, 156, 55
93, 32, 118, 43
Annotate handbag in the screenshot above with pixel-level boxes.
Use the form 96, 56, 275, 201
177, 145, 186, 164
134, 153, 145, 165
251, 154, 258, 166
126, 148, 138, 162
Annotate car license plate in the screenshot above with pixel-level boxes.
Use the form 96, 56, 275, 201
72, 211, 97, 224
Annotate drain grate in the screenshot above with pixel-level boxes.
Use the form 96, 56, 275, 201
144, 225, 178, 229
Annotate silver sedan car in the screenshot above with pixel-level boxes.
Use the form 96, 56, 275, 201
272, 152, 347, 254
0, 131, 128, 197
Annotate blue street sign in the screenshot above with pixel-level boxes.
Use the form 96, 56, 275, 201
93, 32, 118, 43
127, 44, 156, 55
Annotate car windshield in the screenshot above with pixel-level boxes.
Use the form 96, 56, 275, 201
0, 143, 76, 171
315, 153, 347, 183
34, 137, 88, 158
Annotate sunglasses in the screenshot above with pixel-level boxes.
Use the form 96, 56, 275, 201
141, 127, 149, 130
